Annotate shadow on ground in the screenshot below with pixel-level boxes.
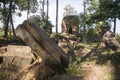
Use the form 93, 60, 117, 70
79, 47, 120, 80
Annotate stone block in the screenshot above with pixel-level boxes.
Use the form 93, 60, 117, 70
3, 45, 35, 70
7, 45, 34, 58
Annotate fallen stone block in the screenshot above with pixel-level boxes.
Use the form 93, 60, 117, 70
3, 45, 35, 70
7, 45, 34, 58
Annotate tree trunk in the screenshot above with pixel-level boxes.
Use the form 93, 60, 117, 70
83, 0, 87, 43
42, 0, 45, 20
10, 12, 16, 37
2, 4, 7, 39
4, 0, 13, 39
27, 0, 30, 19
56, 0, 59, 43
47, 0, 49, 21
113, 17, 116, 33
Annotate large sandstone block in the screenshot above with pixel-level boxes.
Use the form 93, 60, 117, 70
23, 20, 68, 65
15, 20, 69, 80
7, 45, 34, 58
3, 45, 35, 70
16, 20, 68, 68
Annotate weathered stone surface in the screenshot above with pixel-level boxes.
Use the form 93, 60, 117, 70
7, 45, 34, 58
22, 20, 68, 66
3, 45, 35, 70
102, 30, 120, 50
15, 20, 69, 80
61, 15, 79, 34
15, 25, 48, 59
58, 42, 69, 54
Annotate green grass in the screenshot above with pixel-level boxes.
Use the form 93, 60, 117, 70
0, 72, 9, 80
0, 29, 4, 37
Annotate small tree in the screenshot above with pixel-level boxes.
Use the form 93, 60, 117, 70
63, 4, 77, 17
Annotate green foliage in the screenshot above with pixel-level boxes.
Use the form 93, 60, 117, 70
63, 15, 80, 28
28, 15, 53, 34
87, 0, 120, 23
116, 34, 120, 43
0, 29, 4, 37
40, 20, 53, 29
14, 0, 28, 11
0, 29, 25, 45
86, 28, 101, 43
0, 73, 9, 80
79, 0, 120, 41
0, 0, 9, 4
2, 7, 8, 17
65, 57, 83, 76
14, 0, 38, 13
87, 0, 99, 15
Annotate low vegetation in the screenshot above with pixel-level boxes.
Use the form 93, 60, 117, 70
0, 28, 120, 79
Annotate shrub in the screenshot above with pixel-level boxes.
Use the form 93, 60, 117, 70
0, 73, 9, 80
116, 34, 120, 43
65, 57, 83, 76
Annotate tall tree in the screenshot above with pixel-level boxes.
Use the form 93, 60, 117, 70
56, 0, 59, 43
46, 0, 49, 21
14, 0, 38, 16
4, 0, 13, 39
83, 0, 87, 43
111, 0, 120, 33
1, 2, 7, 35
42, 0, 45, 20
10, 10, 16, 37
27, 0, 30, 19
86, 0, 120, 33
0, 0, 39, 39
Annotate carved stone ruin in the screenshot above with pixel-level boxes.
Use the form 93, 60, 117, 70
15, 20, 68, 80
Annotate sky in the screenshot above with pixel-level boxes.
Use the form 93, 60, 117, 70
12, 0, 83, 33
0, 0, 120, 33
48, 0, 83, 32
47, 0, 120, 33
